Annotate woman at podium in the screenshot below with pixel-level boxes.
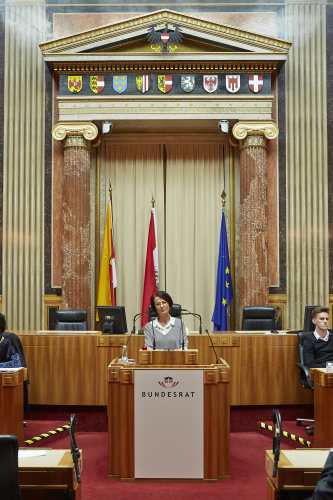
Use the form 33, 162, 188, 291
144, 291, 188, 350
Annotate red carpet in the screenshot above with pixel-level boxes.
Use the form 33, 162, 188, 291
23, 415, 313, 500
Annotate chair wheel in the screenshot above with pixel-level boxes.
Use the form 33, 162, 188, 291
306, 429, 314, 436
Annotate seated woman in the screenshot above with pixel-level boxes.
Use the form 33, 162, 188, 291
0, 314, 21, 368
144, 291, 188, 350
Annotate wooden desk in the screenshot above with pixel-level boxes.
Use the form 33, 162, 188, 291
0, 367, 27, 444
16, 331, 312, 407
310, 368, 333, 448
266, 448, 329, 499
107, 355, 230, 481
19, 449, 81, 500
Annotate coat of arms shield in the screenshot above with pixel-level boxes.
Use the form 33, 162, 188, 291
181, 75, 195, 93
136, 75, 151, 93
226, 75, 240, 93
113, 76, 127, 93
158, 75, 172, 93
203, 75, 218, 93
68, 76, 82, 93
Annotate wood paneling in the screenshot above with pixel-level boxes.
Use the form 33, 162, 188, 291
17, 331, 313, 407
310, 368, 333, 448
0, 368, 26, 445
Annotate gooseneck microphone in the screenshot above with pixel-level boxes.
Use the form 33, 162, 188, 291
151, 319, 156, 350
180, 319, 185, 350
205, 329, 219, 364
272, 409, 282, 478
181, 309, 202, 334
127, 311, 149, 347
131, 311, 149, 335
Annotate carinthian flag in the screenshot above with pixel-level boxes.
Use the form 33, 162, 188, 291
141, 208, 159, 326
211, 208, 234, 331
96, 199, 117, 319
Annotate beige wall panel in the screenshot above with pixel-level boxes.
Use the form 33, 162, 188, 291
3, 3, 45, 329
285, 1, 328, 327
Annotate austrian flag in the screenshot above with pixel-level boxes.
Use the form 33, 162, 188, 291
141, 207, 160, 326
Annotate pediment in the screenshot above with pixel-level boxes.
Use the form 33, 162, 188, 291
40, 9, 291, 72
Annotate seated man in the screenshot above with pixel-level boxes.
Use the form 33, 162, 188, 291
303, 306, 333, 368
0, 314, 21, 368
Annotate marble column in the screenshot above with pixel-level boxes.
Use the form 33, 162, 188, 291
52, 122, 98, 328
233, 121, 279, 328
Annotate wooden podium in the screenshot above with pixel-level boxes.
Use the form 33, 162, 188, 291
0, 367, 27, 445
107, 350, 230, 482
310, 367, 333, 447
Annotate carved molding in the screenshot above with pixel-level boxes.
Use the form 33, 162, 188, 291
52, 122, 98, 142
232, 121, 279, 141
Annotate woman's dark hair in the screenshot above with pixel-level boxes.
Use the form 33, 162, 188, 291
0, 314, 7, 334
150, 291, 173, 315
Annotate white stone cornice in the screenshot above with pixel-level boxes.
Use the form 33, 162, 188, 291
232, 121, 279, 140
52, 122, 98, 141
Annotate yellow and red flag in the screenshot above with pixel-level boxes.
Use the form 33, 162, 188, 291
97, 199, 117, 318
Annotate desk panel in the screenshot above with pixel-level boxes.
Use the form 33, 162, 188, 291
16, 331, 313, 406
0, 368, 26, 444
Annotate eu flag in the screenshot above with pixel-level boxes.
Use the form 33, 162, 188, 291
211, 208, 234, 331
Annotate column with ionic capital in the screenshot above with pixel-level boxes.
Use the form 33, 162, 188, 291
232, 121, 279, 327
52, 122, 98, 328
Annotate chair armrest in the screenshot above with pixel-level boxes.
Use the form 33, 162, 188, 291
295, 362, 310, 379
295, 362, 314, 389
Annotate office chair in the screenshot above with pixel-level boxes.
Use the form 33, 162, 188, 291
148, 303, 182, 321
241, 306, 275, 331
295, 331, 314, 435
0, 435, 21, 500
53, 310, 88, 331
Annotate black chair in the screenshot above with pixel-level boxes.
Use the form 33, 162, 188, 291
0, 435, 21, 500
241, 306, 275, 331
3, 332, 30, 413
148, 303, 181, 321
53, 310, 88, 331
295, 331, 314, 435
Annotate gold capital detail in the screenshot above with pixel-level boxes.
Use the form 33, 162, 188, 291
52, 122, 98, 142
232, 121, 279, 141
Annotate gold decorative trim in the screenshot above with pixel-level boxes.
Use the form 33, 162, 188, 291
52, 122, 98, 141
232, 121, 279, 140
239, 135, 267, 149
40, 9, 292, 54
53, 61, 278, 74
64, 136, 89, 148
58, 95, 273, 104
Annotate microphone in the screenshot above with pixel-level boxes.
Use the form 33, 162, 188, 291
131, 311, 149, 335
152, 319, 156, 350
181, 309, 202, 334
205, 329, 219, 364
272, 409, 282, 478
180, 319, 185, 350
127, 311, 150, 347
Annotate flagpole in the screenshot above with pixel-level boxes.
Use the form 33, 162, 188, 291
109, 178, 116, 305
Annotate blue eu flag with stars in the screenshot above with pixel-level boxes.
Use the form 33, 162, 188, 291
211, 208, 234, 331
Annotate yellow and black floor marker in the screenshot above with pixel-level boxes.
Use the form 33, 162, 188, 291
259, 422, 312, 448
24, 423, 70, 445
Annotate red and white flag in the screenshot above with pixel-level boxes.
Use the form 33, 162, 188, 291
141, 208, 159, 326
96, 198, 117, 320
